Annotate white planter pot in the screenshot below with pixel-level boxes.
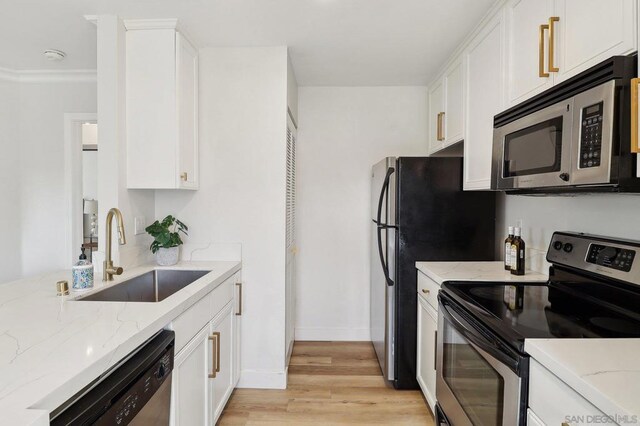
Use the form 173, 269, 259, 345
156, 246, 180, 266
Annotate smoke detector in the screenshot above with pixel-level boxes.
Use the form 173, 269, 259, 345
43, 49, 66, 61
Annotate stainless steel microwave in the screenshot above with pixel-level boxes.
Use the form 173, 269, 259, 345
491, 55, 638, 193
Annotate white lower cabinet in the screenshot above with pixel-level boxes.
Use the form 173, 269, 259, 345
529, 359, 605, 426
416, 294, 438, 412
211, 302, 235, 421
173, 325, 210, 425
171, 272, 242, 425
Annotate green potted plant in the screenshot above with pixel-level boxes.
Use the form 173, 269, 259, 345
145, 215, 188, 266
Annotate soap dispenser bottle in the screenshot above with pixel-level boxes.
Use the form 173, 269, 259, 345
72, 247, 94, 291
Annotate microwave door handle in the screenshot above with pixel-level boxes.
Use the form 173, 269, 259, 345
376, 167, 395, 286
440, 298, 521, 373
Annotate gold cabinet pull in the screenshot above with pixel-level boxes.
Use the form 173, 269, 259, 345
214, 331, 221, 372
561, 423, 570, 426
632, 78, 640, 153
436, 112, 441, 141
208, 332, 220, 378
539, 24, 550, 77
548, 17, 559, 73
421, 288, 430, 294
235, 282, 243, 316
436, 112, 445, 141
180, 172, 188, 181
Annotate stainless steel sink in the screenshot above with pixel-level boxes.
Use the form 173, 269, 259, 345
79, 270, 211, 302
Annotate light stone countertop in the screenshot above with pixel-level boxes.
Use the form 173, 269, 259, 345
415, 261, 548, 285
525, 339, 640, 420
0, 260, 241, 425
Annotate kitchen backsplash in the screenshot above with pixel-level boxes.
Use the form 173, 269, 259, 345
496, 192, 640, 274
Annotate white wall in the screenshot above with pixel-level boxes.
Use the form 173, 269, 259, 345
0, 79, 22, 282
497, 192, 640, 273
295, 86, 428, 341
17, 81, 97, 276
155, 46, 289, 388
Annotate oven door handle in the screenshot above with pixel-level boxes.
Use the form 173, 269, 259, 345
439, 296, 522, 374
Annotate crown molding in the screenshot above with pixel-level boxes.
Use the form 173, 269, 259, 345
0, 66, 97, 83
123, 19, 179, 30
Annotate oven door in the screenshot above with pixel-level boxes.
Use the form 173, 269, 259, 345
437, 295, 526, 426
492, 99, 573, 190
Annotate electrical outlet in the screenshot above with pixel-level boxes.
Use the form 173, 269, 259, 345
134, 216, 146, 235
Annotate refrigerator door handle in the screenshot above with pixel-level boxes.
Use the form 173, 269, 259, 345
376, 167, 395, 287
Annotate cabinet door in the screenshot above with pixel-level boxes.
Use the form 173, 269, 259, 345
176, 32, 199, 190
416, 296, 438, 412
464, 11, 505, 190
505, 0, 555, 106
210, 302, 235, 423
554, 0, 637, 83
172, 326, 210, 426
444, 58, 465, 146
428, 80, 445, 153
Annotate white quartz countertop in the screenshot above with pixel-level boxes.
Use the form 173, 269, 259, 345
415, 261, 548, 285
0, 260, 241, 425
525, 339, 640, 419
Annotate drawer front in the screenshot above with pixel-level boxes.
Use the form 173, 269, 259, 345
529, 359, 605, 426
417, 271, 439, 310
172, 275, 235, 353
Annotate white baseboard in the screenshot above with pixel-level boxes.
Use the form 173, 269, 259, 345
236, 369, 287, 389
295, 327, 371, 341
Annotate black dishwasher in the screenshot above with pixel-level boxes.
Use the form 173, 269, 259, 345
51, 330, 175, 426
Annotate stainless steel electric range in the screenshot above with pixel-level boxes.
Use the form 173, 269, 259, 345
435, 232, 640, 426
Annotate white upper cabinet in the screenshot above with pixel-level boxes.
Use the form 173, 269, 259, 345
126, 21, 199, 190
464, 10, 505, 190
428, 58, 466, 154
553, 0, 637, 83
506, 0, 555, 106
428, 80, 445, 153
444, 58, 465, 145
505, 0, 637, 106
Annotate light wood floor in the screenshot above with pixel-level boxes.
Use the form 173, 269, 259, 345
218, 341, 435, 425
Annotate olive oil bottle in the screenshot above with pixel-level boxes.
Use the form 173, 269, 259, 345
510, 227, 525, 276
504, 226, 514, 271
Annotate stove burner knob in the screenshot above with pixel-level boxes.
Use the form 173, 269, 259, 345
553, 241, 563, 250
563, 243, 573, 253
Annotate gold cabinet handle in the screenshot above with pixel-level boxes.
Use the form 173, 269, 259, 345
436, 112, 445, 141
561, 423, 571, 426
208, 332, 220, 378
549, 17, 559, 73
180, 172, 188, 181
436, 112, 441, 141
632, 78, 639, 153
235, 282, 243, 316
539, 24, 550, 77
421, 288, 430, 294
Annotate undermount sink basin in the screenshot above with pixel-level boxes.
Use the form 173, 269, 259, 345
78, 269, 211, 303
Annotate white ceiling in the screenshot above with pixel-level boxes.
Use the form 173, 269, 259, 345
1, 0, 495, 86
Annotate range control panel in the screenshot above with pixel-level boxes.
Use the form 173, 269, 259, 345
586, 244, 636, 272
547, 232, 640, 286
579, 102, 603, 169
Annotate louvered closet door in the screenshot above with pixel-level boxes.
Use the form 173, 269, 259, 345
285, 116, 297, 361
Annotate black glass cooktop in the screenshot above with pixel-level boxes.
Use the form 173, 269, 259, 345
440, 267, 640, 353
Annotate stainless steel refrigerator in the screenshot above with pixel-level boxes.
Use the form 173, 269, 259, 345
370, 157, 495, 389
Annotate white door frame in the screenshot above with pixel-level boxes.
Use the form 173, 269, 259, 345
64, 113, 97, 265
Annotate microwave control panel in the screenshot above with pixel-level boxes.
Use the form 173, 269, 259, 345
579, 102, 603, 169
